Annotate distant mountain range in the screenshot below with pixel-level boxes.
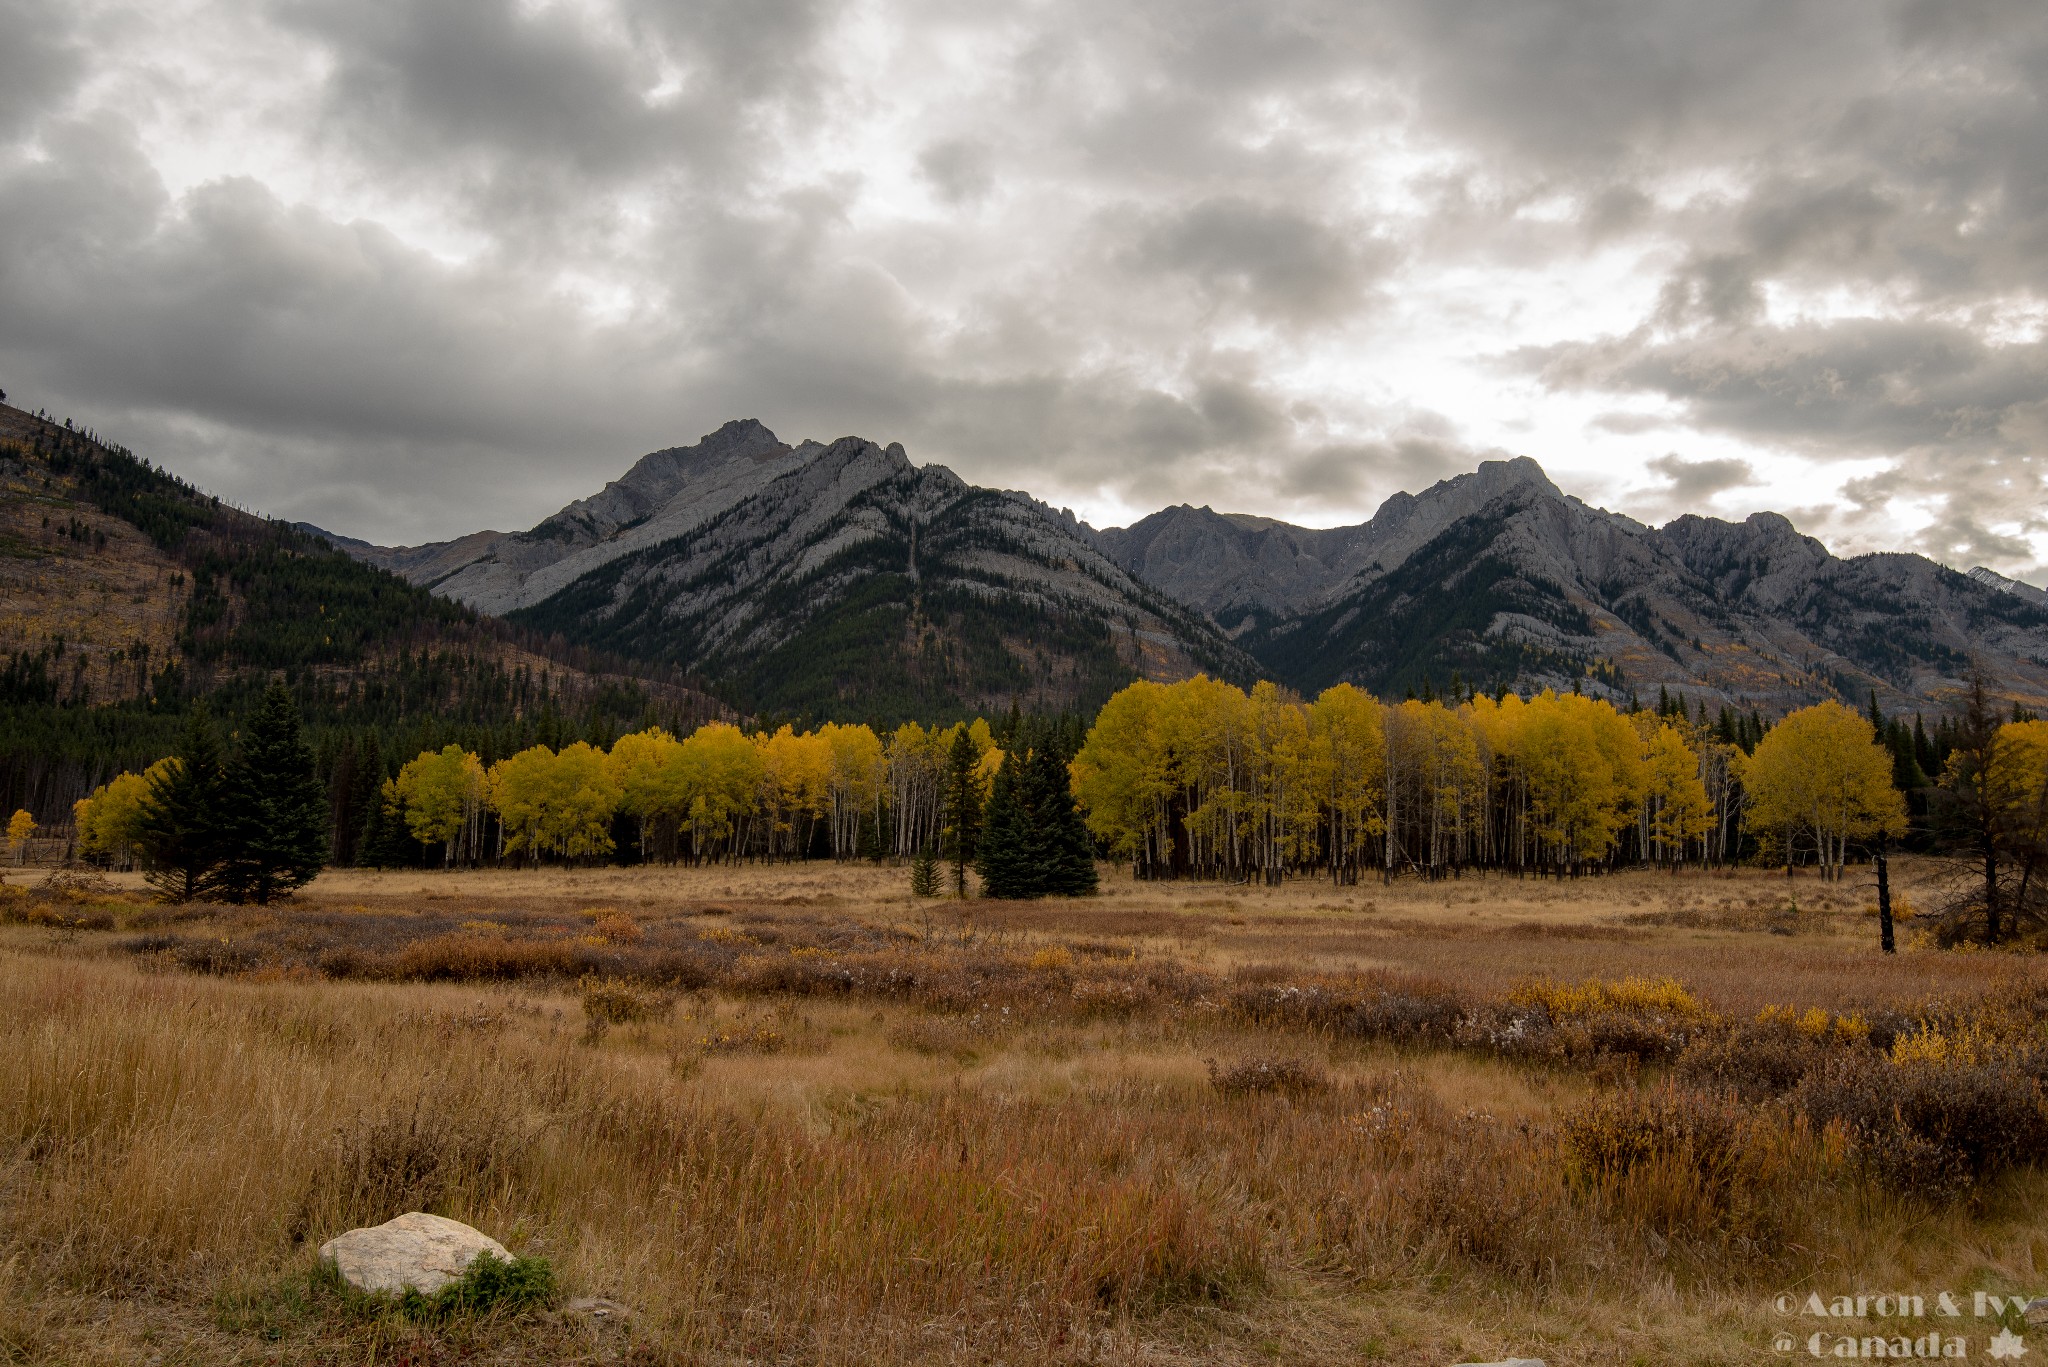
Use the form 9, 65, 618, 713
309, 420, 1248, 719
283, 420, 2048, 718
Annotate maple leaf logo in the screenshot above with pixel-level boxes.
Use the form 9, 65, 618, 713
1989, 1327, 2029, 1360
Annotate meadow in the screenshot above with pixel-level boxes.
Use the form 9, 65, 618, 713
2, 858, 2045, 1365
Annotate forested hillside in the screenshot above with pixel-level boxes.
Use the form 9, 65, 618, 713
0, 404, 725, 836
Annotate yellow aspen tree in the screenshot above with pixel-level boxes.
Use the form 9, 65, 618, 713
395, 745, 488, 865
1308, 683, 1386, 883
1744, 701, 1905, 881
487, 747, 551, 860
676, 721, 763, 860
1985, 719, 2048, 908
819, 722, 887, 858
7, 808, 36, 864
1512, 692, 1643, 868
756, 726, 831, 859
74, 765, 162, 868
488, 743, 621, 862
607, 728, 688, 860
1467, 692, 1532, 868
1423, 700, 1486, 870
549, 741, 622, 859
1642, 723, 1713, 866
1073, 680, 1172, 866
887, 722, 946, 857
1172, 676, 1254, 877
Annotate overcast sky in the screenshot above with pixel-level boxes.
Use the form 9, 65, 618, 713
2, 0, 2045, 581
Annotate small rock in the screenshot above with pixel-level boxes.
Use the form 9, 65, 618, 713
319, 1212, 510, 1296
2026, 1297, 2048, 1327
565, 1296, 633, 1326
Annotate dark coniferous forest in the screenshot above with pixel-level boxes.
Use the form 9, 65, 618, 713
0, 408, 725, 843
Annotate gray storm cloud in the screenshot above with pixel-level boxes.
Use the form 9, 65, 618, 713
0, 0, 2042, 582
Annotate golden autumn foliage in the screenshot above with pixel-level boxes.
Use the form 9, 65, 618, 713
1985, 718, 2048, 869
85, 676, 1906, 879
1743, 701, 1906, 880
394, 744, 488, 863
6, 808, 36, 862
1073, 677, 1745, 879
72, 761, 171, 868
488, 742, 621, 861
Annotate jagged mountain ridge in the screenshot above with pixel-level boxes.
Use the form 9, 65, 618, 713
1092, 458, 2048, 710
326, 422, 2048, 715
487, 431, 1254, 718
322, 419, 815, 614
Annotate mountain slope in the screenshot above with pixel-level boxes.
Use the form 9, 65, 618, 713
0, 402, 718, 716
1093, 457, 1568, 634
329, 419, 816, 614
502, 434, 1253, 719
1099, 459, 2048, 710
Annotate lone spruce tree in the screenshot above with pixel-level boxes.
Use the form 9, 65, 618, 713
975, 738, 1039, 898
218, 681, 328, 903
136, 708, 230, 902
942, 726, 983, 897
1026, 736, 1098, 896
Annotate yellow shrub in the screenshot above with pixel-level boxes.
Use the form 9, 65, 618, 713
1889, 1021, 2008, 1067
580, 974, 667, 1025
1512, 975, 1707, 1021
1758, 1003, 1871, 1043
1028, 946, 1074, 972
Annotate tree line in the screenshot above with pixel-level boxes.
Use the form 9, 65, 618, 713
64, 671, 2048, 938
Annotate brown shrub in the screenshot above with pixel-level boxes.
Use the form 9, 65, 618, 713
1205, 1054, 1330, 1097
3, 885, 119, 931
580, 974, 669, 1026
1408, 1130, 1562, 1274
306, 1094, 519, 1236
585, 908, 644, 945
1558, 1082, 1743, 1178
888, 1011, 1011, 1061
1230, 974, 1468, 1044
1557, 1082, 1814, 1247
698, 1021, 787, 1054
1789, 1054, 2048, 1196
387, 932, 584, 981
1675, 1019, 1832, 1100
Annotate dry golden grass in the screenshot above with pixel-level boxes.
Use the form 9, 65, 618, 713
1, 858, 2044, 1365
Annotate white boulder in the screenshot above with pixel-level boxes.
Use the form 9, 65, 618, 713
319, 1212, 510, 1296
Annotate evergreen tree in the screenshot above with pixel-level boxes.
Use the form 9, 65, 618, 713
136, 708, 229, 901
357, 778, 421, 868
217, 681, 328, 904
909, 845, 941, 897
941, 727, 983, 897
975, 742, 1039, 898
973, 723, 1097, 899
1934, 669, 2005, 944
1025, 736, 1097, 896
